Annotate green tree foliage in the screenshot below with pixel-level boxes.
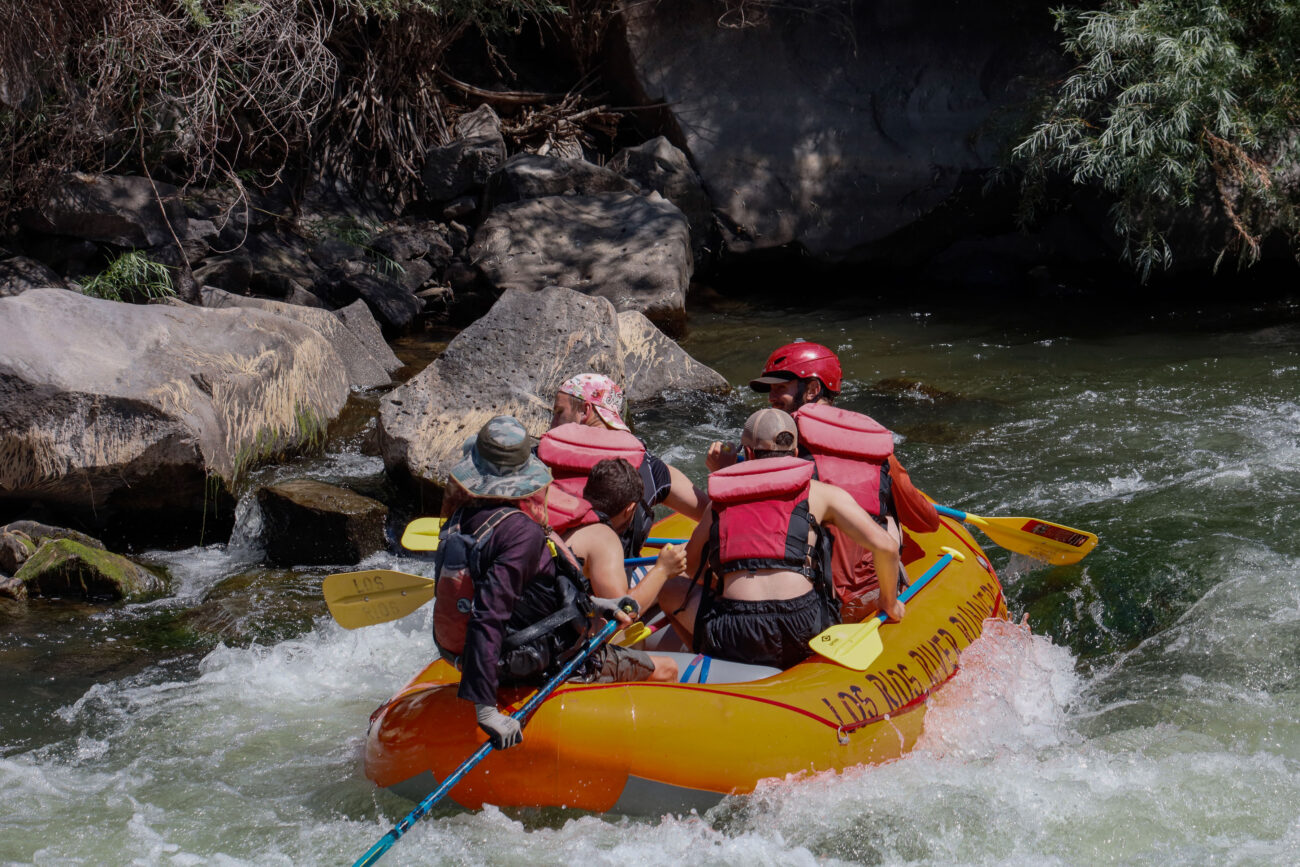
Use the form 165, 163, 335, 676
1014, 1, 1300, 279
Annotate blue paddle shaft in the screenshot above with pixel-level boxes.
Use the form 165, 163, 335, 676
933, 504, 967, 521
353, 617, 623, 867
868, 553, 955, 628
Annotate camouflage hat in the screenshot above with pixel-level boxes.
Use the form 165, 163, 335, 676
450, 416, 552, 500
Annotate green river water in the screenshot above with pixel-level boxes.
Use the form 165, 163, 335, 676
4, 292, 1300, 864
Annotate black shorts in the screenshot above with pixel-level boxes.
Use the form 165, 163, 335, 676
697, 589, 835, 670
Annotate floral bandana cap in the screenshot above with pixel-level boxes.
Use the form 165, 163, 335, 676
558, 373, 630, 432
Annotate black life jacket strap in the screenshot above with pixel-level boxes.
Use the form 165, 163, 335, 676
501, 536, 594, 651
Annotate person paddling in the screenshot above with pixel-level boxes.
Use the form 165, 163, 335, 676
433, 416, 674, 751
661, 409, 903, 670
548, 457, 687, 617
542, 373, 707, 566
708, 340, 941, 623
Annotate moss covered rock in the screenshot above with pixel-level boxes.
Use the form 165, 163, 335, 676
0, 531, 36, 575
14, 539, 167, 602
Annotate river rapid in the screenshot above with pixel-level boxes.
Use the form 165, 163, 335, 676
5, 293, 1300, 865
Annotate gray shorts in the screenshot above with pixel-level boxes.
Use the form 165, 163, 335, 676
571, 644, 655, 683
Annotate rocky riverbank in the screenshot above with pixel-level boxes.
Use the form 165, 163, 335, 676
1, 0, 1275, 616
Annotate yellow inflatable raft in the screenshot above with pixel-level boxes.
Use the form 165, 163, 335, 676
364, 512, 1008, 813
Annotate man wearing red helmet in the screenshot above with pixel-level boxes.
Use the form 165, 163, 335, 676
707, 339, 941, 623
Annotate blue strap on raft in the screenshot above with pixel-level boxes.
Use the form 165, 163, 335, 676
679, 653, 713, 684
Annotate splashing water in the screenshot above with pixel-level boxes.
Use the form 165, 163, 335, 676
7, 300, 1300, 864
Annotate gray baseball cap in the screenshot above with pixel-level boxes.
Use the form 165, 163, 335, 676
741, 408, 799, 452
449, 416, 552, 500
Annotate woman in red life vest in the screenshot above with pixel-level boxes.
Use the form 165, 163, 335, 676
707, 340, 941, 623
660, 409, 903, 670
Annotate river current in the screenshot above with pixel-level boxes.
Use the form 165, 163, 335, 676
4, 295, 1300, 865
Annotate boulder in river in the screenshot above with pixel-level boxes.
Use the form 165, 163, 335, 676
0, 289, 355, 542
378, 286, 723, 499
0, 520, 107, 551
470, 192, 692, 331
14, 538, 167, 602
617, 310, 728, 401
257, 479, 389, 566
200, 288, 400, 389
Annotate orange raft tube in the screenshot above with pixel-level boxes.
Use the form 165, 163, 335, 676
364, 511, 1009, 814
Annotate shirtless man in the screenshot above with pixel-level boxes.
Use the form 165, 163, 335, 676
559, 458, 687, 617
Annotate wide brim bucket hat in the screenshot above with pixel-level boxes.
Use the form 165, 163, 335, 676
449, 415, 552, 500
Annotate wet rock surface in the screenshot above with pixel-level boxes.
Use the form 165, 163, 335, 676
257, 479, 389, 566
14, 538, 167, 602
0, 289, 353, 533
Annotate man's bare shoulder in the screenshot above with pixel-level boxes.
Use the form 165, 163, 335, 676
563, 520, 621, 554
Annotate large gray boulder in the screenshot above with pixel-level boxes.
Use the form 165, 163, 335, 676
610, 137, 715, 264
470, 192, 692, 329
0, 289, 354, 528
378, 286, 722, 494
19, 173, 189, 248
200, 288, 399, 389
616, 1, 1056, 261
617, 310, 728, 400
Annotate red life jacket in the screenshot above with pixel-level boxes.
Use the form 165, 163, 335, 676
538, 484, 603, 533
795, 403, 897, 608
537, 423, 656, 558
706, 456, 824, 579
538, 423, 647, 497
794, 402, 893, 518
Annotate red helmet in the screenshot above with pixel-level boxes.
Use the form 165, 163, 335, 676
749, 339, 842, 394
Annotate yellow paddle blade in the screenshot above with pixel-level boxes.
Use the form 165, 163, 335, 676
966, 514, 1098, 565
612, 621, 652, 647
322, 569, 436, 629
400, 517, 445, 552
808, 619, 884, 671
